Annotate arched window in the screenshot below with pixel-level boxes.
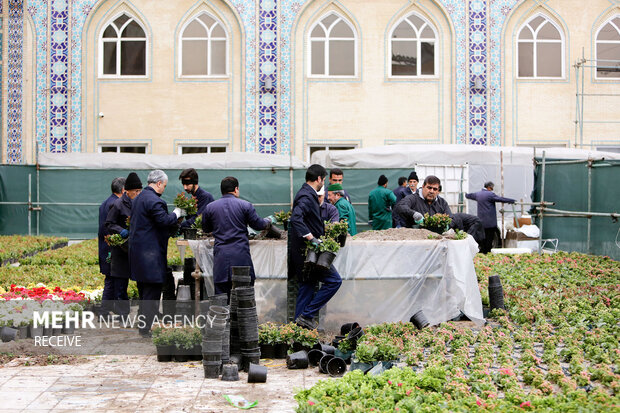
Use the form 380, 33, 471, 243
390, 13, 437, 77
596, 16, 620, 79
100, 13, 147, 77
308, 13, 356, 76
180, 12, 228, 77
517, 15, 564, 78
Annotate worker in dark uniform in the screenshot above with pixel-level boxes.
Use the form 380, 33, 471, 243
105, 172, 142, 319
290, 164, 342, 330
178, 168, 215, 230
202, 176, 272, 299
466, 181, 515, 253
129, 170, 184, 337
395, 175, 452, 227
98, 177, 125, 315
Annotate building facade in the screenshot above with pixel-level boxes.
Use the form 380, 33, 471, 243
1, 0, 619, 164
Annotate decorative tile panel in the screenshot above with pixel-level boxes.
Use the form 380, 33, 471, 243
258, 0, 278, 154
49, 0, 69, 153
468, 0, 488, 145
7, 0, 24, 163
29, 0, 49, 154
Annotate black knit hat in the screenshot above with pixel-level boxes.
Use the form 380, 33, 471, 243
378, 174, 388, 186
408, 171, 419, 181
125, 172, 142, 190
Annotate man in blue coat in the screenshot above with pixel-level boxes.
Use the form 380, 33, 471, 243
290, 164, 342, 330
129, 170, 184, 337
466, 181, 515, 253
178, 168, 215, 230
202, 176, 271, 299
98, 177, 125, 315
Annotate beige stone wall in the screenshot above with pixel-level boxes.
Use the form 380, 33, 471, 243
292, 0, 455, 160
503, 0, 620, 148
83, 0, 243, 155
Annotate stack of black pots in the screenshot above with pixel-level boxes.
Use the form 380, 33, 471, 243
210, 294, 230, 364
235, 284, 260, 372
202, 304, 229, 378
176, 285, 193, 319
488, 275, 506, 310
230, 267, 252, 365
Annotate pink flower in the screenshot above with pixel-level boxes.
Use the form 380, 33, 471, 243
308, 401, 315, 406
406, 389, 412, 396
520, 401, 531, 408
397, 382, 403, 387
476, 399, 482, 406
387, 380, 392, 385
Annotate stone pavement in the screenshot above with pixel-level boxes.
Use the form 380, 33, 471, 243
0, 355, 325, 412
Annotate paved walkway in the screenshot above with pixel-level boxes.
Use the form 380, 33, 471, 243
0, 355, 324, 412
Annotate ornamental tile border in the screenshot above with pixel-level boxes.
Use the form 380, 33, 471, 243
468, 0, 487, 145
7, 0, 24, 164
49, 0, 69, 153
258, 0, 278, 154
29, 0, 49, 154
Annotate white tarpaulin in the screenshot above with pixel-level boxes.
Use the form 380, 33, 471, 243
187, 237, 484, 329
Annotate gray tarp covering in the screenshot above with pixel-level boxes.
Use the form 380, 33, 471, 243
37, 152, 307, 169
188, 236, 484, 331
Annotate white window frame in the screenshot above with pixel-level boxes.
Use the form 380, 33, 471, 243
177, 145, 228, 154
516, 13, 565, 79
307, 144, 358, 162
98, 12, 149, 79
388, 12, 438, 78
307, 12, 358, 78
178, 12, 229, 78
594, 15, 620, 80
98, 144, 148, 153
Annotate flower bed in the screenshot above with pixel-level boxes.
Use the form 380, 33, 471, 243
0, 235, 69, 265
296, 252, 620, 411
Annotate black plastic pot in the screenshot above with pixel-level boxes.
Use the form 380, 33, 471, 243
230, 353, 242, 368
337, 234, 347, 248
488, 275, 505, 310
286, 350, 309, 369
202, 340, 222, 353
331, 335, 345, 347
424, 225, 445, 235
319, 354, 335, 374
283, 221, 289, 231
265, 224, 282, 239
42, 327, 52, 336
347, 326, 364, 346
410, 310, 430, 330
247, 363, 267, 383
203, 362, 221, 379
307, 349, 326, 367
174, 347, 189, 362
184, 228, 198, 240
156, 345, 174, 362
231, 268, 251, 288
312, 343, 336, 355
221, 363, 239, 381
52, 328, 62, 336
237, 299, 257, 309
199, 300, 211, 315
61, 326, 75, 335
327, 357, 347, 377
1, 327, 18, 342
274, 342, 289, 359
340, 322, 360, 336
316, 251, 337, 270
292, 342, 313, 353
260, 343, 275, 359
305, 249, 319, 266
209, 305, 230, 319
242, 353, 261, 372
17, 326, 28, 339
29, 326, 43, 339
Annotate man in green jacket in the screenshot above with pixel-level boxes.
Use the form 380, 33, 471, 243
368, 175, 397, 230
327, 183, 357, 235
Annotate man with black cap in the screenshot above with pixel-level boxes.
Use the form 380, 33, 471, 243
178, 168, 215, 231
328, 183, 357, 235
105, 172, 142, 319
290, 164, 342, 330
98, 177, 125, 315
368, 175, 397, 230
201, 176, 272, 298
407, 171, 419, 197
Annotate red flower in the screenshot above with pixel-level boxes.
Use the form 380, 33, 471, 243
520, 401, 531, 408
406, 390, 412, 396
476, 399, 482, 406
308, 401, 315, 406
397, 382, 403, 387
387, 380, 392, 385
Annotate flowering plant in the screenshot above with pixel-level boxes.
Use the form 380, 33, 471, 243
173, 193, 197, 216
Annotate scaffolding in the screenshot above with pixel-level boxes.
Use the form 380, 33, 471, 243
574, 49, 620, 149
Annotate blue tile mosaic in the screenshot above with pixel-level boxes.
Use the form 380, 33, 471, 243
468, 0, 487, 145
7, 0, 24, 163
258, 0, 278, 154
29, 0, 49, 154
49, 0, 69, 153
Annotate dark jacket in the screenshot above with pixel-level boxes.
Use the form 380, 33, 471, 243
394, 191, 452, 228
290, 183, 323, 274
180, 186, 215, 229
98, 194, 119, 276
465, 189, 515, 229
320, 201, 340, 223
105, 193, 132, 278
129, 186, 179, 284
450, 213, 485, 243
202, 194, 268, 284
393, 186, 410, 203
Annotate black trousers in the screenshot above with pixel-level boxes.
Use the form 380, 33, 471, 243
111, 277, 130, 316
481, 227, 499, 254
137, 282, 162, 334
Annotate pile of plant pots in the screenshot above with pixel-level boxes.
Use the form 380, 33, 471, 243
202, 304, 229, 378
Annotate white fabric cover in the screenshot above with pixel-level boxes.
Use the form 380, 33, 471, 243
187, 236, 484, 328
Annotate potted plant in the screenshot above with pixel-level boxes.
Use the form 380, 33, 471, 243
291, 324, 319, 353
174, 193, 198, 216
304, 241, 319, 268
421, 213, 452, 235
325, 220, 349, 247
184, 215, 201, 240
172, 326, 201, 362
316, 236, 340, 269
274, 210, 292, 231
152, 327, 175, 362
259, 322, 280, 359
